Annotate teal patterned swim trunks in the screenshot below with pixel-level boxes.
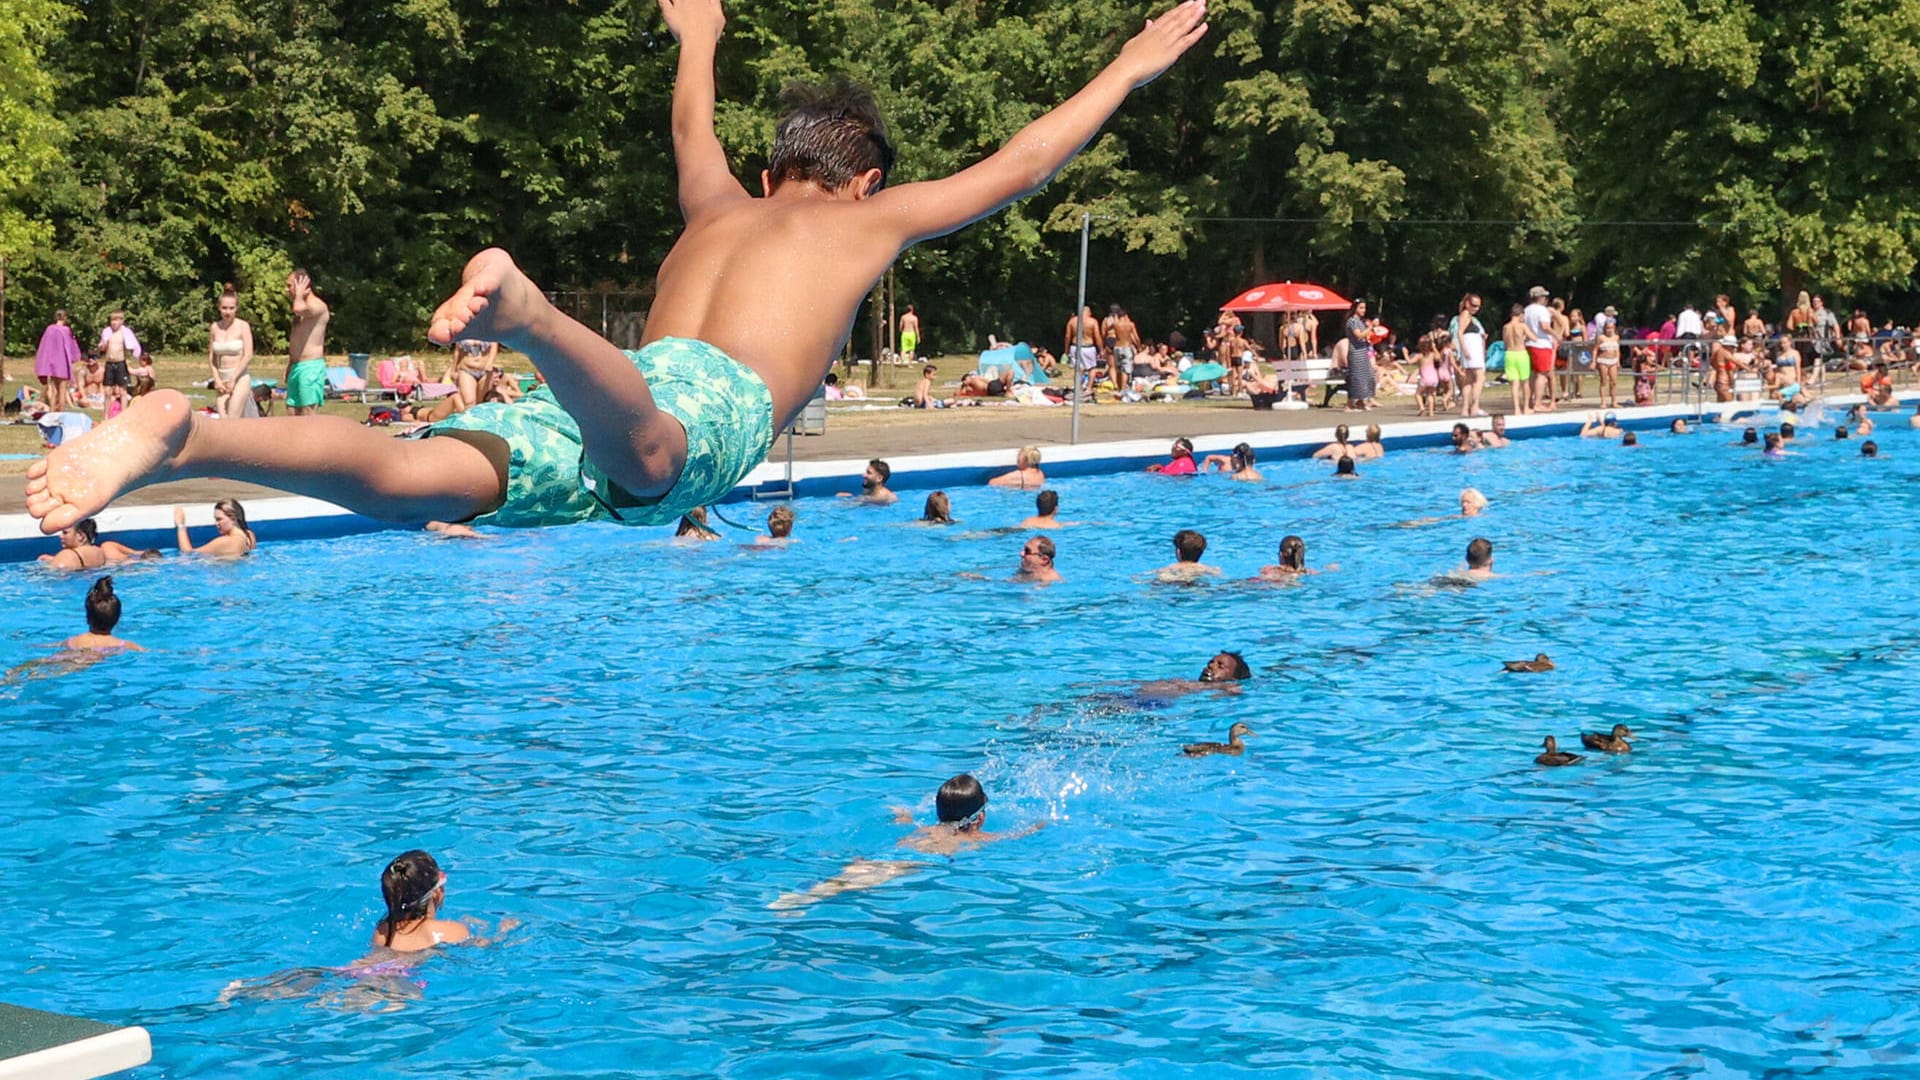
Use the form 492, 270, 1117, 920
425, 337, 776, 528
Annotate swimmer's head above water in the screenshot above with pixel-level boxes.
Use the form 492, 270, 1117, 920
767, 79, 895, 196
379, 850, 446, 948
921, 490, 952, 524
85, 576, 122, 634
766, 505, 796, 539
1035, 489, 1059, 517
1741, 427, 1758, 445
1460, 489, 1488, 516
1199, 650, 1251, 683
1466, 537, 1494, 571
1278, 535, 1307, 570
1863, 440, 1879, 457
1335, 456, 1357, 477
1173, 529, 1207, 563
63, 518, 101, 549
1231, 442, 1255, 470
935, 774, 987, 830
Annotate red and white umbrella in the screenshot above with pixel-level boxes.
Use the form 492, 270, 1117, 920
1221, 282, 1352, 312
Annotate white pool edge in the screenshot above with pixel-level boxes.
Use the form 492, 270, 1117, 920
0, 1025, 151, 1080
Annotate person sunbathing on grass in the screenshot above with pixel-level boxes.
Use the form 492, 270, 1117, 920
25, 0, 1212, 534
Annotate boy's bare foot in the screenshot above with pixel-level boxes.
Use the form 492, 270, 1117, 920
25, 390, 196, 534
427, 248, 547, 349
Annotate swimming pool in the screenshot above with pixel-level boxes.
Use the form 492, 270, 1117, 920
6, 416, 1920, 1077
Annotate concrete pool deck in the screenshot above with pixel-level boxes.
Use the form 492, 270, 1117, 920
3, 391, 1912, 562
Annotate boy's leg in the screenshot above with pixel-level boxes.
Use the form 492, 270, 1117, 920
24, 390, 501, 533
428, 249, 687, 500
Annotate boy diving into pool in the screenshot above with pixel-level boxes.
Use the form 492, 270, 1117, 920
25, 0, 1210, 533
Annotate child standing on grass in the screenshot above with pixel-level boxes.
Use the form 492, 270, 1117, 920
27, 0, 1211, 535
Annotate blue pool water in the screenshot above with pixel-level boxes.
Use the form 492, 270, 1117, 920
7, 416, 1920, 1077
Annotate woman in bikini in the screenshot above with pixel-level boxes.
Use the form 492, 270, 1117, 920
208, 285, 256, 417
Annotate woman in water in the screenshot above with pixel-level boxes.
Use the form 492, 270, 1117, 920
919, 490, 955, 524
208, 285, 256, 418
988, 446, 1046, 489
61, 577, 143, 652
1258, 535, 1320, 580
174, 498, 257, 556
1146, 437, 1198, 475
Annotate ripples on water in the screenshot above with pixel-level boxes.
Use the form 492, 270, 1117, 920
5, 421, 1920, 1076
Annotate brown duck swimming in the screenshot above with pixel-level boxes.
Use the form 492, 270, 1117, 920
1581, 724, 1633, 753
1503, 653, 1555, 673
1183, 722, 1253, 757
1535, 735, 1582, 767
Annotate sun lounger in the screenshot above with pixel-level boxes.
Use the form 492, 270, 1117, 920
326, 365, 397, 403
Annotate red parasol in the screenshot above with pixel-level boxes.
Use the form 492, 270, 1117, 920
1221, 282, 1352, 313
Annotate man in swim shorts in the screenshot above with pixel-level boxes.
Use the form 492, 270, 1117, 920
27, 0, 1211, 534
284, 270, 330, 415
899, 304, 919, 364
1502, 303, 1532, 415
1523, 286, 1557, 412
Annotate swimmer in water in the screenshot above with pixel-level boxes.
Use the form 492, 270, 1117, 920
987, 446, 1046, 489
916, 490, 954, 525
768, 774, 1042, 913
1129, 650, 1252, 702
1012, 535, 1062, 584
1480, 414, 1510, 448
1394, 488, 1488, 528
62, 576, 143, 652
1763, 432, 1787, 458
1333, 455, 1359, 478
1257, 535, 1321, 580
1621, 431, 1639, 447
174, 499, 257, 557
1312, 424, 1355, 461
1862, 440, 1879, 458
1579, 411, 1623, 439
1018, 489, 1065, 530
1451, 536, 1497, 581
1201, 441, 1263, 481
756, 504, 796, 546
674, 505, 723, 540
26, 0, 1212, 536
221, 849, 515, 1008
1669, 417, 1690, 434
1154, 528, 1221, 583
837, 458, 898, 505
1737, 426, 1758, 446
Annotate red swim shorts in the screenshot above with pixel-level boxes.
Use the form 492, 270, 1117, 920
1527, 345, 1556, 374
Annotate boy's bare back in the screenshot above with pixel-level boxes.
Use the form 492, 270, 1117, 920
649, 0, 1210, 428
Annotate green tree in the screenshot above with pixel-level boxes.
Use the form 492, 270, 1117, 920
1562, 0, 1920, 315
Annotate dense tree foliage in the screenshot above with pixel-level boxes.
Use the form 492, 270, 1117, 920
1, 0, 1914, 355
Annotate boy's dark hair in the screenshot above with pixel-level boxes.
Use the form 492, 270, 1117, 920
1035, 489, 1059, 516
1217, 651, 1253, 681
1466, 537, 1494, 569
935, 774, 986, 824
769, 80, 895, 193
1173, 528, 1206, 562
86, 576, 121, 634
868, 458, 891, 484
1863, 440, 1879, 457
1335, 455, 1357, 475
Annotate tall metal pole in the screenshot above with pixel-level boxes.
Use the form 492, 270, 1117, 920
1070, 212, 1089, 445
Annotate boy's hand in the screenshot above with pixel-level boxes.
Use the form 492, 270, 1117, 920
1113, 0, 1209, 88
659, 0, 725, 46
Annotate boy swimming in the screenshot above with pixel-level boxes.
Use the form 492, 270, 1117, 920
25, 0, 1211, 534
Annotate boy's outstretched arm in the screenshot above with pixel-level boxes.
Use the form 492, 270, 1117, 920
661, 0, 748, 221
873, 0, 1208, 246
